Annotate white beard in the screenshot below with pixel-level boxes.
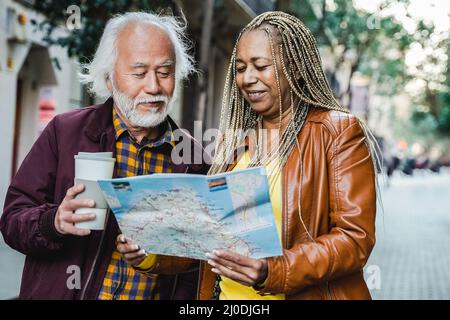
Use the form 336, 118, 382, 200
111, 82, 174, 128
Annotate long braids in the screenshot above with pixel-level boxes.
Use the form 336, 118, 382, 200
210, 11, 381, 174
208, 12, 382, 241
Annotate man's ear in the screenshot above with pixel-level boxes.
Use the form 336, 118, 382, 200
106, 74, 112, 92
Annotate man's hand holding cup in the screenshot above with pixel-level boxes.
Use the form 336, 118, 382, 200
54, 184, 96, 236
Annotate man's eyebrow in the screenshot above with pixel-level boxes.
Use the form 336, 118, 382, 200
159, 60, 175, 67
130, 60, 175, 68
131, 62, 148, 68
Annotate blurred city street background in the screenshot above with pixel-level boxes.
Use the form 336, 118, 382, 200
1, 0, 449, 299
368, 168, 450, 300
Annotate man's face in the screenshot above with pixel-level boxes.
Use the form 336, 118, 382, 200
110, 23, 176, 128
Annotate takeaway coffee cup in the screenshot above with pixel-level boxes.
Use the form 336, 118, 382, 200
73, 153, 115, 230
74, 154, 115, 181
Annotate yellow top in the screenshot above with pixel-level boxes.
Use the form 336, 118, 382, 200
219, 151, 285, 300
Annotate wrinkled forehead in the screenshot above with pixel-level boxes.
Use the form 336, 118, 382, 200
116, 22, 175, 58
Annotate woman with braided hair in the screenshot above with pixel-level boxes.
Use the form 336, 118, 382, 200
201, 11, 380, 300
119, 11, 380, 300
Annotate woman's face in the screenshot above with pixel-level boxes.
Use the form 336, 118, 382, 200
235, 29, 291, 120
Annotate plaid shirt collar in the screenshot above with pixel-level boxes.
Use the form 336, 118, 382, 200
112, 107, 175, 148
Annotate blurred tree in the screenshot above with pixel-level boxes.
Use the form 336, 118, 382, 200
278, 0, 417, 105
277, 0, 450, 136
31, 0, 176, 65
30, 0, 182, 106
413, 38, 450, 136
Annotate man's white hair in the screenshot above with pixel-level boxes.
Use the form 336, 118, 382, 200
80, 11, 195, 98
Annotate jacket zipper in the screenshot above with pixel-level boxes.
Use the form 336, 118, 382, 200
325, 281, 333, 300
170, 274, 179, 299
79, 208, 110, 300
282, 166, 287, 248
80, 133, 110, 300
196, 262, 203, 300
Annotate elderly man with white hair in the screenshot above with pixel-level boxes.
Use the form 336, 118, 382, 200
1, 12, 209, 300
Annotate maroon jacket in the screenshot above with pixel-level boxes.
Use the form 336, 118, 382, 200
0, 98, 209, 300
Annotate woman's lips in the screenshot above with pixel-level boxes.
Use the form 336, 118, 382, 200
246, 91, 267, 102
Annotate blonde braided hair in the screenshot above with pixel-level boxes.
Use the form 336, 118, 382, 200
210, 11, 381, 171
209, 12, 382, 240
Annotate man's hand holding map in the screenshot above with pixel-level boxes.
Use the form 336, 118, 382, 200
98, 167, 282, 260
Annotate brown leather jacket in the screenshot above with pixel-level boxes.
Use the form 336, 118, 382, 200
145, 107, 377, 300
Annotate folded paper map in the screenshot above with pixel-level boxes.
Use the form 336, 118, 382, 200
98, 167, 282, 260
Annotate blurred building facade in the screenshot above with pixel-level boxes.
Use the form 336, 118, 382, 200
0, 0, 87, 206
177, 0, 275, 132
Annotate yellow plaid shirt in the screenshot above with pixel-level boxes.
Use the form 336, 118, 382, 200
98, 108, 175, 300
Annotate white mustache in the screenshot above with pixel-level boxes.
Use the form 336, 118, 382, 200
135, 95, 169, 106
